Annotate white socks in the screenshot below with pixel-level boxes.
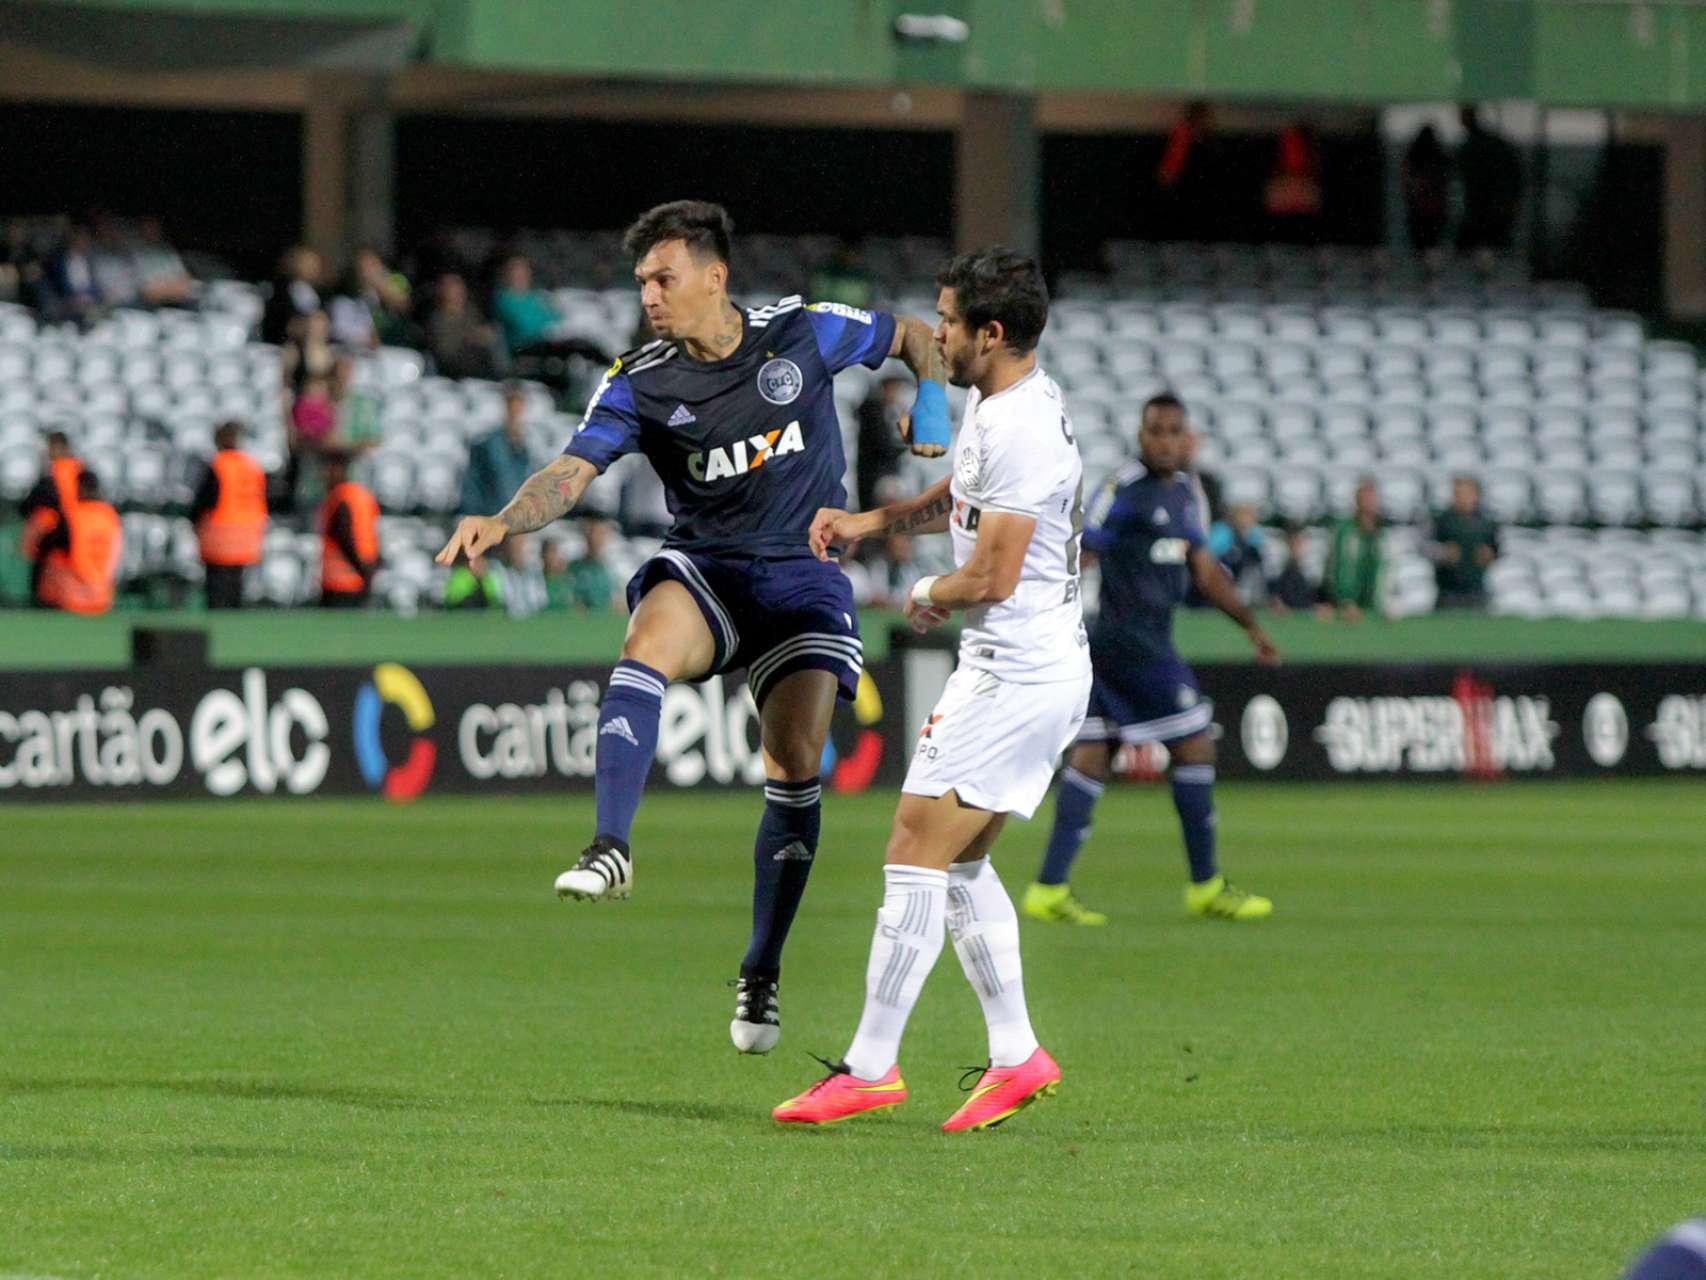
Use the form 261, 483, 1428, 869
843, 865, 947, 1081
946, 857, 1039, 1068
843, 858, 1040, 1081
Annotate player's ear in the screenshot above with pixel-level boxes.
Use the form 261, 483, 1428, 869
707, 258, 729, 296
982, 319, 1006, 355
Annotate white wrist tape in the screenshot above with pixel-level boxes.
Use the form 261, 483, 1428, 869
910, 575, 940, 609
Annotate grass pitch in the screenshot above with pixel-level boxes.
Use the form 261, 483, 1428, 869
3, 783, 1703, 1278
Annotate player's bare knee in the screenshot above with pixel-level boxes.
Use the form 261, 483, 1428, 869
1068, 742, 1111, 778
883, 800, 938, 866
761, 734, 823, 782
1170, 732, 1215, 768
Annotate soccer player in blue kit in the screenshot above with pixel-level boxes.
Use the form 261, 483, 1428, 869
1022, 393, 1282, 925
437, 201, 950, 1053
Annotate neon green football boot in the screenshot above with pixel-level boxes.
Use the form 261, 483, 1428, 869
1184, 875, 1272, 921
1022, 882, 1108, 926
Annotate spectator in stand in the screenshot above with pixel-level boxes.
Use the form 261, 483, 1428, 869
1265, 120, 1323, 244
1432, 474, 1499, 610
1, 219, 49, 308
1321, 478, 1387, 621
1457, 106, 1523, 256
459, 382, 536, 518
1402, 125, 1453, 256
328, 247, 413, 349
1209, 502, 1268, 604
35, 470, 122, 615
291, 371, 338, 450
425, 272, 504, 379
318, 449, 380, 608
0, 220, 24, 304
131, 217, 196, 307
809, 240, 875, 309
282, 307, 336, 394
49, 225, 103, 326
497, 536, 548, 619
444, 555, 501, 610
854, 375, 911, 511
263, 245, 325, 345
558, 518, 615, 612
189, 421, 269, 610
1157, 101, 1218, 238
1267, 523, 1319, 614
87, 214, 143, 310
331, 353, 383, 452
541, 538, 573, 611
490, 252, 610, 368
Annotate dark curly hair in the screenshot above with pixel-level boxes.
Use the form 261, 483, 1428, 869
622, 200, 734, 265
934, 247, 1049, 353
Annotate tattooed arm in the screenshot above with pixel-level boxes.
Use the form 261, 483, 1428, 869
809, 476, 954, 561
435, 455, 598, 565
888, 316, 951, 458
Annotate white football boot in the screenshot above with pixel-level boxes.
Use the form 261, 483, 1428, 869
730, 977, 780, 1054
555, 838, 633, 901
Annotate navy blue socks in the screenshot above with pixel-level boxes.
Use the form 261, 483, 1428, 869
741, 777, 822, 981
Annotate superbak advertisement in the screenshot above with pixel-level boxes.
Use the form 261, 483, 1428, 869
1201, 663, 1706, 780
0, 659, 905, 802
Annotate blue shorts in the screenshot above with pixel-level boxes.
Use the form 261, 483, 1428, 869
1079, 652, 1213, 746
626, 549, 863, 707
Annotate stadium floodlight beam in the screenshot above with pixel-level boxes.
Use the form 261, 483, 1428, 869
893, 13, 972, 43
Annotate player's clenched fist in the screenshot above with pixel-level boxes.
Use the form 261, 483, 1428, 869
436, 515, 507, 566
896, 414, 947, 459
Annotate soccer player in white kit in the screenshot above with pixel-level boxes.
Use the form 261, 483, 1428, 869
777, 249, 1091, 1131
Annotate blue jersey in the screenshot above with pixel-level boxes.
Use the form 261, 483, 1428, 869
1083, 461, 1207, 662
565, 297, 896, 556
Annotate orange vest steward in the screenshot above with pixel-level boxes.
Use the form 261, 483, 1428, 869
197, 450, 268, 566
21, 456, 84, 560
320, 482, 380, 594
38, 499, 122, 615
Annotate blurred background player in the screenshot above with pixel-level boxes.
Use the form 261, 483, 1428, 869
435, 200, 950, 1055
780, 248, 1085, 1131
318, 449, 380, 608
190, 421, 270, 610
1025, 393, 1279, 926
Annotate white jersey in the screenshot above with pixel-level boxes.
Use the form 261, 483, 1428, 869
947, 366, 1090, 683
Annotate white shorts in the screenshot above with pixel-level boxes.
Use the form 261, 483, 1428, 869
902, 664, 1092, 819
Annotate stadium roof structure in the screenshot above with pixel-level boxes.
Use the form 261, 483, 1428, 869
8, 0, 1706, 109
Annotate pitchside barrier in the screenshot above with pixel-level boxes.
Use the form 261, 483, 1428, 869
0, 628, 1702, 801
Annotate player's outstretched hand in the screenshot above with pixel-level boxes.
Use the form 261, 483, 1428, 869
1249, 625, 1281, 666
897, 413, 947, 459
810, 507, 865, 561
903, 591, 950, 634
436, 515, 507, 567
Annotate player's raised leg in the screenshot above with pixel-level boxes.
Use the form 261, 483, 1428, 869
1025, 739, 1113, 925
1171, 730, 1271, 921
729, 668, 838, 1054
556, 581, 716, 901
